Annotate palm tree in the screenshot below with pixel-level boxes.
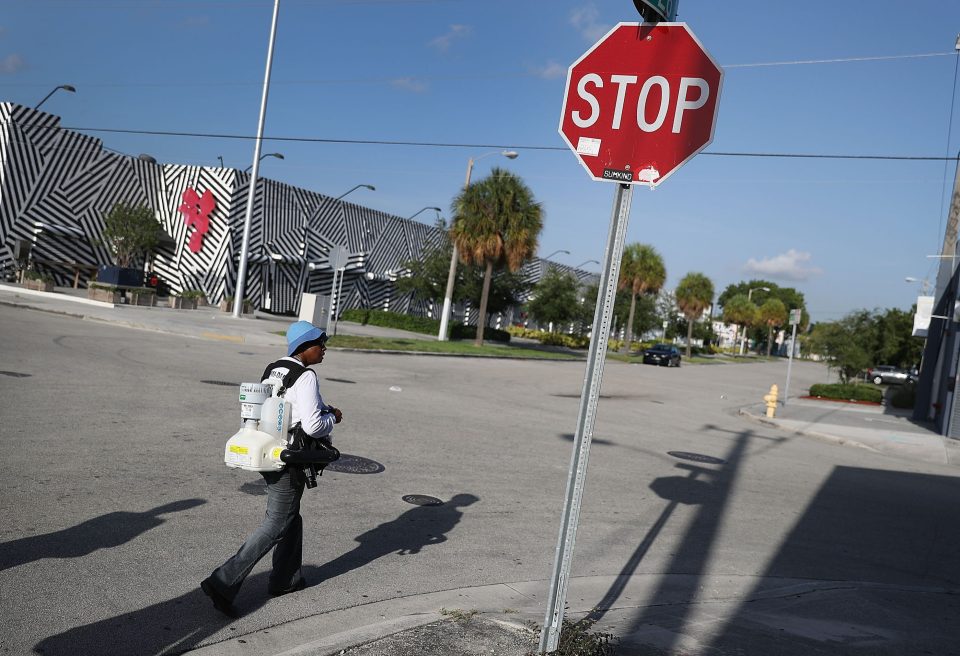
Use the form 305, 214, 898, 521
617, 243, 666, 353
722, 294, 758, 355
759, 298, 788, 356
451, 167, 543, 346
675, 272, 714, 358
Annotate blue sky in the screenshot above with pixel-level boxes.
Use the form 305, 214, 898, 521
3, 0, 960, 322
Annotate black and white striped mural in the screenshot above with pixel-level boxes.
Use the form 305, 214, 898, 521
0, 102, 596, 322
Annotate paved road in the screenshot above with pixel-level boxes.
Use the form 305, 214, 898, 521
1, 304, 958, 655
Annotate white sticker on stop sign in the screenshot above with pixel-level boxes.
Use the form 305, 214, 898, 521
576, 136, 601, 157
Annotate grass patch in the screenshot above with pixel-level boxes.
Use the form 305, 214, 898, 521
439, 607, 480, 622
325, 334, 581, 360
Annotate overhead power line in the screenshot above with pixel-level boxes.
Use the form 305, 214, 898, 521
49, 124, 960, 161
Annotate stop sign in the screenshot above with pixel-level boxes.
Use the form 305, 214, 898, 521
559, 23, 723, 187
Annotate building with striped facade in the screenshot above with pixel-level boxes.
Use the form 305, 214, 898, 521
1, 102, 596, 323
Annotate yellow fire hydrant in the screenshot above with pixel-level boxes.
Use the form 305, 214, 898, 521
764, 384, 779, 418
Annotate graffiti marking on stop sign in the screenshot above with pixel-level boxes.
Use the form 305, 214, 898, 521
559, 23, 723, 187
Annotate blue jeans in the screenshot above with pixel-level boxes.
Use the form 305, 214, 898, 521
208, 468, 305, 601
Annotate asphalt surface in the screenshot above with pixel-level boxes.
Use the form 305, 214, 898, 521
1, 284, 958, 656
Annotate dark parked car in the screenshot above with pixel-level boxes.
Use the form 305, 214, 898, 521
642, 343, 681, 367
866, 365, 914, 385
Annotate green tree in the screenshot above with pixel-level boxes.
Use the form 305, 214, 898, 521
102, 202, 161, 268
451, 167, 543, 346
719, 280, 808, 343
527, 266, 581, 331
617, 243, 666, 353
807, 316, 872, 383
675, 272, 714, 358
722, 294, 758, 354
758, 298, 788, 356
397, 219, 528, 319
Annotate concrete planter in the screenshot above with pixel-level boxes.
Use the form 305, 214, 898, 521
128, 290, 156, 307
23, 279, 54, 292
88, 286, 121, 304
169, 297, 198, 310
220, 299, 252, 314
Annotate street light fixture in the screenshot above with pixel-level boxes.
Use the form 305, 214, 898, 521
575, 259, 600, 269
739, 286, 771, 355
35, 84, 76, 109
336, 184, 376, 201
244, 152, 284, 173
906, 276, 932, 295
438, 149, 520, 341
542, 249, 570, 261
217, 156, 225, 168
406, 206, 442, 222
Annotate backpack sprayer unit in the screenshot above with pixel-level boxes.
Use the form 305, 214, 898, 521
224, 382, 339, 487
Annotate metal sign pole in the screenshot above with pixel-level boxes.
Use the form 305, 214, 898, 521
333, 267, 346, 335
783, 321, 798, 406
539, 182, 633, 654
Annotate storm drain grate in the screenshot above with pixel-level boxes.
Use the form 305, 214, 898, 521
0, 371, 31, 378
402, 494, 443, 506
325, 454, 385, 474
667, 451, 726, 465
201, 380, 237, 387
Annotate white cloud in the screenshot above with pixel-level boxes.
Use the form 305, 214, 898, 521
570, 4, 610, 42
743, 249, 822, 281
391, 77, 428, 93
0, 53, 24, 74
428, 24, 471, 52
530, 61, 567, 80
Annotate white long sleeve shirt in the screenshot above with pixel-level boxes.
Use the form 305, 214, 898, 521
262, 357, 337, 443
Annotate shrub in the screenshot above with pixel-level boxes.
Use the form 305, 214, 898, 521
23, 269, 53, 282
340, 309, 511, 342
180, 289, 205, 300
450, 323, 511, 343
808, 383, 883, 403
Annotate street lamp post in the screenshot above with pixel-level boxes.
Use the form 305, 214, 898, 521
905, 276, 932, 296
35, 84, 75, 109
542, 249, 570, 262
244, 152, 284, 173
233, 0, 280, 319
336, 184, 375, 201
739, 286, 771, 355
438, 150, 519, 341
575, 259, 600, 269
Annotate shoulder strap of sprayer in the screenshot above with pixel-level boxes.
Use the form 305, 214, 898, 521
261, 359, 314, 398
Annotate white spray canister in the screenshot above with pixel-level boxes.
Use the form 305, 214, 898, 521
259, 388, 293, 443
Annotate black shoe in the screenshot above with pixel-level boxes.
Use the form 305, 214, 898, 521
201, 578, 238, 618
268, 578, 307, 597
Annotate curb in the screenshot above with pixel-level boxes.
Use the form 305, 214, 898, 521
738, 408, 881, 454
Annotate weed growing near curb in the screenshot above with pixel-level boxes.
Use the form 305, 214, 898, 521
527, 616, 619, 655
439, 607, 480, 622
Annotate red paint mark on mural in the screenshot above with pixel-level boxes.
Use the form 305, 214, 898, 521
178, 188, 216, 253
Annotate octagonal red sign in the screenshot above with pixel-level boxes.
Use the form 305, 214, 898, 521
559, 23, 723, 187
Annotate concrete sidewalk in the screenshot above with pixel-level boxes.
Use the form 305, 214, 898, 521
0, 283, 431, 347
739, 396, 958, 466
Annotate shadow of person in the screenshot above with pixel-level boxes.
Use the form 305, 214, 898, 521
310, 493, 479, 584
32, 568, 311, 656
1, 499, 206, 572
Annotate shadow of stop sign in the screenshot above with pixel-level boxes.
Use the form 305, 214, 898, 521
559, 23, 723, 187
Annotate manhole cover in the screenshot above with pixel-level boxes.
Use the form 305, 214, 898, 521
239, 481, 267, 496
325, 378, 356, 384
0, 371, 30, 378
667, 451, 726, 465
201, 380, 237, 387
402, 494, 443, 506
325, 454, 385, 475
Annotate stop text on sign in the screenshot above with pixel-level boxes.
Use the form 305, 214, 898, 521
572, 74, 710, 134
558, 23, 723, 187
